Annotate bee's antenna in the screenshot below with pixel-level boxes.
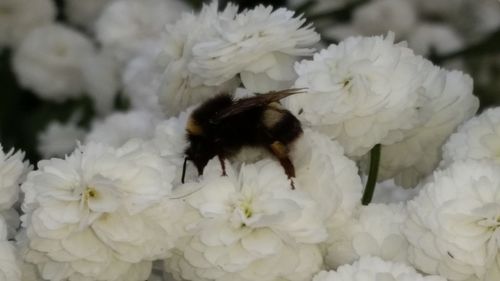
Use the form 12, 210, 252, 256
181, 157, 189, 184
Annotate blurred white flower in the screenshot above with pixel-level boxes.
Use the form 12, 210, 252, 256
407, 23, 465, 70
442, 107, 500, 167
407, 23, 463, 57
352, 0, 418, 39
158, 2, 240, 116
21, 140, 182, 280
0, 144, 29, 211
189, 4, 320, 93
324, 203, 409, 268
165, 159, 325, 281
0, 0, 55, 47
37, 120, 86, 159
313, 256, 446, 281
284, 33, 427, 157
453, 0, 500, 42
81, 49, 120, 115
404, 160, 500, 280
366, 67, 478, 187
64, 0, 114, 30
371, 179, 421, 204
85, 110, 161, 148
123, 44, 164, 114
287, 0, 358, 13
0, 216, 20, 281
96, 0, 189, 63
13, 24, 95, 102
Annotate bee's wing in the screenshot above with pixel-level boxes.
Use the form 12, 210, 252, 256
212, 88, 305, 122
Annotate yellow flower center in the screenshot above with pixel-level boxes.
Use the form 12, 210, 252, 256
83, 187, 98, 201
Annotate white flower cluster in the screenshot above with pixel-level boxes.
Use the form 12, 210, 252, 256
3, 0, 498, 281
325, 203, 409, 268
442, 107, 500, 167
20, 140, 185, 280
157, 2, 320, 116
285, 32, 478, 186
404, 160, 500, 281
0, 145, 29, 281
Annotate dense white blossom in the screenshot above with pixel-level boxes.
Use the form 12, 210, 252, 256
313, 256, 446, 281
284, 33, 427, 157
442, 107, 500, 167
404, 160, 500, 281
352, 0, 418, 39
324, 203, 409, 269
164, 159, 325, 281
81, 49, 120, 115
0, 145, 29, 211
189, 4, 320, 93
366, 67, 478, 187
64, 0, 113, 30
157, 2, 240, 116
21, 140, 183, 280
37, 120, 86, 159
13, 24, 95, 102
96, 0, 189, 63
85, 110, 161, 148
0, 0, 55, 47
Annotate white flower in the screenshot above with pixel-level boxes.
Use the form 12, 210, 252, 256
81, 49, 120, 115
404, 160, 500, 280
189, 4, 320, 93
157, 2, 240, 116
313, 256, 446, 281
64, 0, 114, 30
0, 215, 21, 281
442, 107, 500, 168
13, 24, 95, 102
364, 67, 478, 187
0, 0, 55, 47
123, 43, 164, 114
0, 144, 29, 211
96, 0, 189, 63
37, 120, 86, 159
85, 110, 161, 148
352, 0, 418, 39
284, 33, 427, 157
324, 203, 409, 269
290, 129, 363, 220
165, 159, 325, 281
21, 140, 183, 280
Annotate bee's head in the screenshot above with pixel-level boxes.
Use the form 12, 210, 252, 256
182, 134, 217, 183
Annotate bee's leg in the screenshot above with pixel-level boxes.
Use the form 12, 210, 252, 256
268, 141, 296, 190
218, 154, 227, 177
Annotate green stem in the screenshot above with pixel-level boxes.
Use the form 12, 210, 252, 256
361, 144, 381, 205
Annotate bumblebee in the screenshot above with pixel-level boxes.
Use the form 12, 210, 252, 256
182, 89, 304, 188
